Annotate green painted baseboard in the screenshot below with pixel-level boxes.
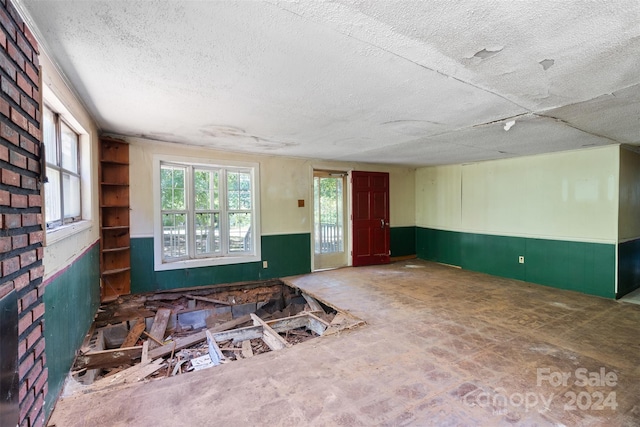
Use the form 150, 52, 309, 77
390, 226, 416, 257
131, 234, 312, 293
618, 237, 640, 298
417, 227, 615, 298
43, 244, 100, 417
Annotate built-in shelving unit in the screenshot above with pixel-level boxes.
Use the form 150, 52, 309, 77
99, 137, 131, 301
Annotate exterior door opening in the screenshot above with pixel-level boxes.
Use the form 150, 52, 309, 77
313, 171, 348, 271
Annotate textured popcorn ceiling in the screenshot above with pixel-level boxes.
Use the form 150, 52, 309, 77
18, 0, 640, 166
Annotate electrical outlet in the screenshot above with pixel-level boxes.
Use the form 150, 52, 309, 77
518, 256, 525, 264
262, 260, 268, 269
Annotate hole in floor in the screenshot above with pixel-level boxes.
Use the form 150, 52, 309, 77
66, 279, 363, 395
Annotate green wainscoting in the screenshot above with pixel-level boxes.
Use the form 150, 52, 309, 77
416, 227, 461, 266
390, 226, 416, 257
618, 238, 640, 298
417, 227, 616, 298
131, 234, 312, 293
43, 243, 100, 417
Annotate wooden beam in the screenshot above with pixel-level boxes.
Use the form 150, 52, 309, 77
148, 308, 171, 349
211, 325, 263, 343
241, 340, 253, 358
120, 318, 145, 348
306, 312, 330, 336
76, 346, 142, 370
86, 358, 165, 392
266, 313, 310, 333
185, 294, 231, 306
206, 330, 225, 365
302, 293, 324, 312
148, 315, 252, 359
250, 313, 290, 350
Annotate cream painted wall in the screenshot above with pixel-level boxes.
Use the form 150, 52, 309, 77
416, 146, 619, 243
127, 138, 415, 238
619, 146, 640, 241
41, 52, 101, 278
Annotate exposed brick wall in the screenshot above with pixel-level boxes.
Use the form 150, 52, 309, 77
0, 1, 46, 426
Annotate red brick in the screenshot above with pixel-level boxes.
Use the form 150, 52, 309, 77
28, 194, 41, 207
0, 143, 8, 161
17, 338, 27, 359
36, 246, 43, 260
0, 97, 9, 117
26, 358, 41, 387
0, 29, 6, 50
3, 213, 20, 228
0, 189, 8, 205
19, 386, 34, 420
14, 271, 29, 290
19, 134, 34, 153
16, 34, 32, 61
20, 93, 35, 118
7, 2, 24, 33
2, 255, 19, 274
26, 324, 41, 350
18, 352, 34, 378
34, 336, 45, 358
0, 235, 10, 251
29, 230, 43, 244
1, 74, 19, 103
0, 9, 16, 41
10, 106, 28, 130
12, 233, 27, 249
11, 193, 27, 207
9, 149, 25, 167
33, 367, 47, 394
0, 51, 16, 79
18, 381, 28, 402
22, 213, 38, 226
1, 168, 19, 186
25, 62, 38, 86
27, 157, 39, 173
18, 310, 31, 334
16, 72, 30, 96
23, 25, 38, 53
29, 264, 44, 281
0, 280, 13, 299
32, 302, 44, 321
27, 121, 40, 141
20, 249, 36, 267
21, 289, 37, 311
22, 175, 36, 190
28, 393, 45, 427
1, 121, 19, 145
36, 282, 44, 297
7, 41, 23, 70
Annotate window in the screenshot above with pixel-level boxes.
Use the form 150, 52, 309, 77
154, 156, 260, 270
43, 106, 81, 229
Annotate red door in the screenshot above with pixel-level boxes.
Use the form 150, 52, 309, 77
352, 171, 390, 266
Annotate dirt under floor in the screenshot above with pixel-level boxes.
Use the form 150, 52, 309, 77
48, 260, 640, 426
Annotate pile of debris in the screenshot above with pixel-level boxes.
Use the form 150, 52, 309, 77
67, 279, 363, 395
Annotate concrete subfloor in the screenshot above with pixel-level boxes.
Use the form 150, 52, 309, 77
48, 260, 640, 426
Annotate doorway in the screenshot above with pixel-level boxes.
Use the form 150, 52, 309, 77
313, 171, 348, 270
352, 171, 390, 266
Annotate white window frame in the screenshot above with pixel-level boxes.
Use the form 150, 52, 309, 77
153, 154, 261, 271
43, 86, 92, 245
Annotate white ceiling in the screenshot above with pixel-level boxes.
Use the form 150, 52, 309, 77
18, 0, 640, 166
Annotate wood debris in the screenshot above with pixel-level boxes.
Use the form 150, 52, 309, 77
68, 279, 361, 396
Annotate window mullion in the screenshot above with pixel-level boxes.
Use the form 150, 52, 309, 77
220, 169, 229, 256
187, 166, 196, 259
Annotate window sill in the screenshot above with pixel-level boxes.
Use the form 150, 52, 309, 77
46, 220, 93, 245
154, 254, 261, 272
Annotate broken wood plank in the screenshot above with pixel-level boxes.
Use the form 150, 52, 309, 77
148, 308, 171, 349
141, 341, 150, 365
185, 294, 231, 306
241, 340, 253, 358
267, 313, 310, 333
148, 314, 252, 359
302, 293, 324, 312
76, 346, 142, 370
87, 358, 165, 392
306, 312, 330, 336
212, 325, 263, 343
206, 330, 225, 365
250, 313, 290, 350
120, 318, 146, 348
